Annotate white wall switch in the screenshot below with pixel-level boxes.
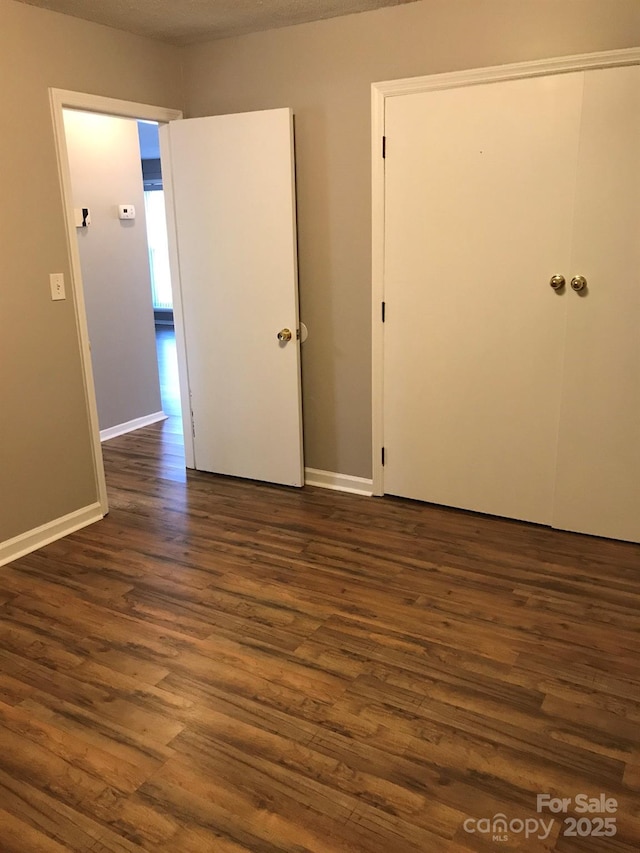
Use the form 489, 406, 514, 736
50, 272, 65, 301
118, 204, 136, 220
74, 207, 91, 227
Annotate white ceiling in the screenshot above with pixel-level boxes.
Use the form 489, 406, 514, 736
17, 0, 420, 45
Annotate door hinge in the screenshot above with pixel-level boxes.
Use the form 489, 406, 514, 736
382, 136, 386, 159
382, 301, 386, 322
381, 447, 386, 466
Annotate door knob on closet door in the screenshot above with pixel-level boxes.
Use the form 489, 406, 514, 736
277, 328, 292, 342
571, 275, 587, 293
549, 275, 565, 291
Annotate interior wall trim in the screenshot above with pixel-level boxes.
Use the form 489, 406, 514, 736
305, 467, 373, 496
0, 503, 104, 569
372, 47, 640, 99
100, 411, 168, 442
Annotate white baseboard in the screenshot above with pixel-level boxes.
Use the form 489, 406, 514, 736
0, 502, 104, 568
100, 410, 167, 442
304, 467, 373, 496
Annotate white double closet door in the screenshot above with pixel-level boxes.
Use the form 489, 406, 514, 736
383, 63, 640, 543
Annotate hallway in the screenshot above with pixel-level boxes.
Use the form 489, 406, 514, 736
154, 324, 185, 481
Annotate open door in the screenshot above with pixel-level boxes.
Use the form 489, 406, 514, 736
160, 108, 304, 487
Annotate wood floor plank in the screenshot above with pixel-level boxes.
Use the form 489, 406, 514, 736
0, 700, 154, 795
0, 718, 108, 808
0, 767, 145, 853
0, 809, 72, 853
19, 696, 175, 768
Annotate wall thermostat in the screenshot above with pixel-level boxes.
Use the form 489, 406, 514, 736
118, 205, 136, 220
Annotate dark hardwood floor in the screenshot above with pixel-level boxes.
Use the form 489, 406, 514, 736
1, 350, 640, 850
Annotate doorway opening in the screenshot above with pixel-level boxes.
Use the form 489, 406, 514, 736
62, 107, 183, 461
50, 90, 186, 515
137, 121, 182, 441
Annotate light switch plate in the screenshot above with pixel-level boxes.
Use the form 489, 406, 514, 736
50, 273, 65, 301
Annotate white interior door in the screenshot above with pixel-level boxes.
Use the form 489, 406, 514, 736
383, 74, 584, 524
553, 65, 640, 542
160, 108, 304, 487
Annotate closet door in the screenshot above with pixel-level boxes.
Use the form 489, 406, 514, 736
383, 73, 583, 524
552, 65, 640, 543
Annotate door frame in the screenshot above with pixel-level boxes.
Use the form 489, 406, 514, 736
371, 46, 640, 497
49, 89, 184, 514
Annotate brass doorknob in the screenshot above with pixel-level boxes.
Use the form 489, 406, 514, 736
277, 328, 292, 342
549, 275, 565, 291
571, 275, 587, 293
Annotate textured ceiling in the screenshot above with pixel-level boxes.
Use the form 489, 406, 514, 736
16, 0, 420, 45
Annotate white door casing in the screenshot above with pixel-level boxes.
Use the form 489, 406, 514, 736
160, 109, 304, 487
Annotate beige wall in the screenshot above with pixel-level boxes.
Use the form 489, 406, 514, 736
64, 111, 162, 432
0, 0, 181, 543
4, 0, 640, 551
182, 0, 640, 479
